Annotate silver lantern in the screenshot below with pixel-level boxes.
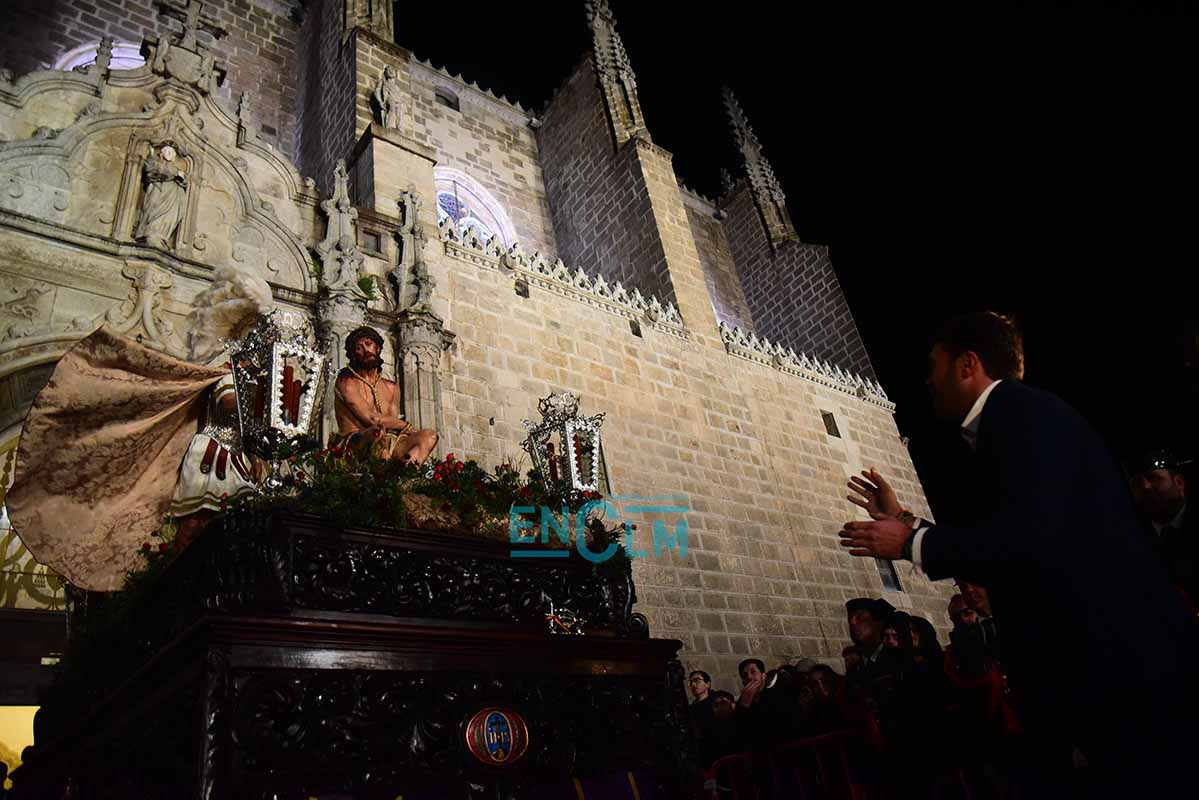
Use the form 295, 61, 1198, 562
228, 311, 327, 489
521, 391, 609, 493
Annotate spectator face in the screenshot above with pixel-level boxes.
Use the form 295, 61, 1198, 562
842, 645, 862, 672
688, 672, 711, 700
1130, 468, 1186, 523
740, 662, 765, 686
948, 595, 978, 628
849, 609, 883, 648
883, 626, 901, 649
956, 580, 992, 618
713, 693, 735, 721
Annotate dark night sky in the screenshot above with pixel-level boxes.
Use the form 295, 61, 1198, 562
396, 3, 1198, 488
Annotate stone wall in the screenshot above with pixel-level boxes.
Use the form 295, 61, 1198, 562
434, 242, 949, 691
723, 184, 876, 380
537, 58, 678, 307
682, 190, 754, 330
296, 0, 356, 192
405, 62, 556, 256
0, 0, 303, 160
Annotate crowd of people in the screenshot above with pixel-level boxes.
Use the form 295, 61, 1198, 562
688, 585, 1023, 798
686, 311, 1198, 798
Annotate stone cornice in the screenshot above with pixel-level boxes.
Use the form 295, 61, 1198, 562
718, 321, 894, 411
0, 209, 316, 310
440, 231, 689, 342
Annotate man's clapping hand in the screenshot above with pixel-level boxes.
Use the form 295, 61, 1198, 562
846, 468, 903, 521
839, 518, 913, 560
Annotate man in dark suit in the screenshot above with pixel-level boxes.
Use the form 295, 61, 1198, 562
840, 312, 1196, 796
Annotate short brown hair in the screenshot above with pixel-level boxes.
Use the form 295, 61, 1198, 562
934, 311, 1024, 381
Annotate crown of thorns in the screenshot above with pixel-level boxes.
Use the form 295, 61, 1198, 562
344, 326, 384, 360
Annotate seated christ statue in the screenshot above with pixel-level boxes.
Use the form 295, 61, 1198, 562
333, 326, 439, 465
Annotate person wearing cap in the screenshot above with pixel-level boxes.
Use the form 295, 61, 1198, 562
1128, 449, 1198, 607
838, 311, 1197, 797
845, 597, 895, 672
844, 597, 902, 718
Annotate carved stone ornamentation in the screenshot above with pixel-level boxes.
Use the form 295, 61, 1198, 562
147, 0, 228, 95
722, 87, 799, 248
0, 286, 52, 342
315, 160, 366, 296
94, 36, 114, 76
584, 0, 650, 146
314, 160, 369, 434
343, 0, 395, 42
104, 261, 182, 354
394, 308, 454, 436
372, 65, 403, 130
237, 90, 256, 142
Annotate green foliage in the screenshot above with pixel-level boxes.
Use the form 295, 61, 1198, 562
228, 442, 631, 577
357, 274, 379, 300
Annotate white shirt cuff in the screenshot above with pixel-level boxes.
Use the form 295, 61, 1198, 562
911, 526, 928, 575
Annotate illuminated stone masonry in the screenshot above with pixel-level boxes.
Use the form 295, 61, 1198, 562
0, 1, 953, 700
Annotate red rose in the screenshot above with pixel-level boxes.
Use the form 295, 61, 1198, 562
445, 453, 455, 462
142, 542, 152, 552
296, 471, 307, 480
159, 542, 169, 552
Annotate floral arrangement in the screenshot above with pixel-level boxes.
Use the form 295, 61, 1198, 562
133, 442, 630, 579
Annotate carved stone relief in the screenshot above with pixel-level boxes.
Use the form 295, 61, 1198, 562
0, 281, 54, 343
0, 162, 71, 224
102, 261, 184, 355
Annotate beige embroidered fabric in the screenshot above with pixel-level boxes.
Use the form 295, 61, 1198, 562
6, 329, 226, 591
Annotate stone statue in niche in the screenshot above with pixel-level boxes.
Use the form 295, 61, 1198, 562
397, 187, 434, 311
134, 143, 188, 250
373, 65, 403, 129
410, 222, 433, 310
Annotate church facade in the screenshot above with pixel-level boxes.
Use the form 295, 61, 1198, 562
0, 0, 949, 693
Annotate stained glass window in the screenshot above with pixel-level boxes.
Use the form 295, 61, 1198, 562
55, 42, 146, 72
433, 168, 515, 247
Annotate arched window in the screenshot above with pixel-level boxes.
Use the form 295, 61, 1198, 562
434, 167, 516, 247
434, 88, 460, 112
54, 41, 146, 72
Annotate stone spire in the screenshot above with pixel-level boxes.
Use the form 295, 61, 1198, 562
722, 87, 798, 247
584, 0, 650, 146
315, 160, 369, 434
344, 0, 394, 43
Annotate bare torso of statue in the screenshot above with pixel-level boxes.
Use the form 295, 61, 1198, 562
333, 326, 438, 465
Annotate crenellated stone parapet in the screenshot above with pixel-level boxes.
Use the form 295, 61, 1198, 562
438, 217, 688, 341
718, 321, 894, 410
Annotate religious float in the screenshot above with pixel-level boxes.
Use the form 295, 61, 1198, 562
6, 314, 696, 800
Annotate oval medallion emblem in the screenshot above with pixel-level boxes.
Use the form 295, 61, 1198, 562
464, 707, 529, 766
